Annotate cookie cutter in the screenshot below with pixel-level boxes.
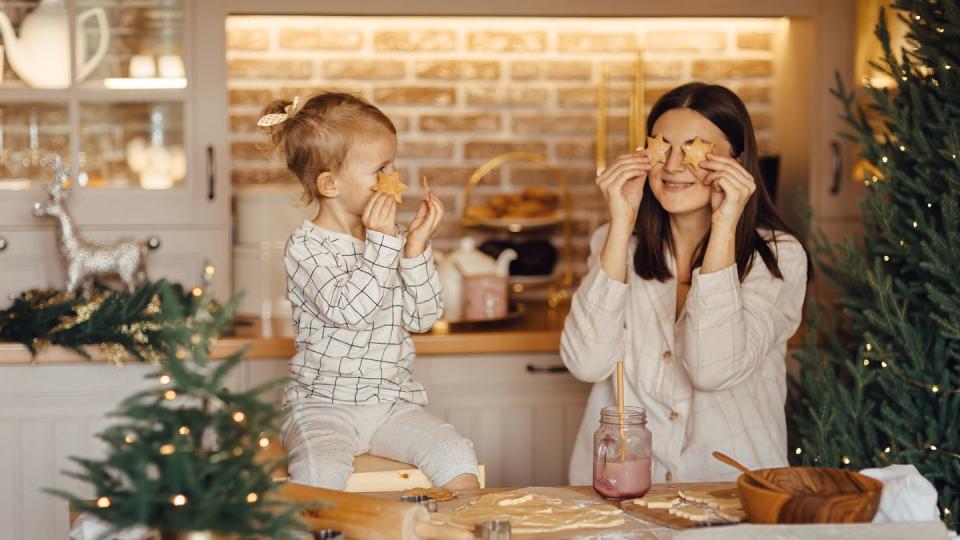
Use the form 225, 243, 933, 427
398, 493, 438, 512
474, 519, 511, 539
312, 530, 345, 540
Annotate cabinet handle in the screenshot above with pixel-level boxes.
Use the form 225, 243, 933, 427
526, 364, 569, 374
0, 236, 6, 253
829, 140, 842, 195
206, 145, 216, 201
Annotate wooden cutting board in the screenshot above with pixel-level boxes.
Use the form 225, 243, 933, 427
621, 486, 744, 529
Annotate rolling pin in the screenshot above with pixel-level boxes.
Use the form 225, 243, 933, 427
280, 482, 471, 540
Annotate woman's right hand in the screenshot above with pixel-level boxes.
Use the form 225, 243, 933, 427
596, 150, 651, 228
362, 192, 397, 237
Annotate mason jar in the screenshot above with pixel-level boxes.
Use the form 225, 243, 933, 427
592, 405, 652, 500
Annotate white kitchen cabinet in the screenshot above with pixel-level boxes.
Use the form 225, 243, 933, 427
415, 353, 591, 488
0, 352, 589, 540
0, 0, 231, 300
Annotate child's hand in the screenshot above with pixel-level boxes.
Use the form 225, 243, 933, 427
362, 192, 397, 237
405, 193, 444, 258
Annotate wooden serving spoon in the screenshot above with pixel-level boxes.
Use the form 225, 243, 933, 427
712, 451, 789, 494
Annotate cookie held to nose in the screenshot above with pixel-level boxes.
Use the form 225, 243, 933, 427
373, 171, 407, 203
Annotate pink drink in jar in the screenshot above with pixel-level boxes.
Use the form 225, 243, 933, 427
592, 406, 652, 500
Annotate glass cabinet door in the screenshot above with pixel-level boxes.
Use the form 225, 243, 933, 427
0, 0, 185, 89
0, 0, 198, 212
0, 102, 69, 188
78, 101, 185, 189
75, 0, 186, 90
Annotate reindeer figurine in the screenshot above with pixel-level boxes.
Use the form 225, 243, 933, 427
32, 155, 160, 297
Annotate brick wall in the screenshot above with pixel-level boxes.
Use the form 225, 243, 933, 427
227, 16, 779, 271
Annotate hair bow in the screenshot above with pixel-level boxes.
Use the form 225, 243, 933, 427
257, 96, 304, 128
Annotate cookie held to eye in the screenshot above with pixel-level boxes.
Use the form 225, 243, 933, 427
681, 137, 713, 172
372, 171, 408, 203
645, 133, 671, 165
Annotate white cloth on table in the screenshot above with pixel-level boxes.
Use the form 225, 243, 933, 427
860, 464, 944, 524
673, 521, 951, 540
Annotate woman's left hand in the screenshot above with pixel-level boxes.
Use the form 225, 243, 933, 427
701, 154, 756, 231
405, 192, 444, 258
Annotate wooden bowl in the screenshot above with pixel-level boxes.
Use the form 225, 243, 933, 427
737, 467, 883, 524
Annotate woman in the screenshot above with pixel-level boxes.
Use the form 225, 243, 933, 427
562, 82, 810, 484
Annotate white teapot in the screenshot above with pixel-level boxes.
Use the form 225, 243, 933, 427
436, 237, 517, 321
0, 0, 109, 88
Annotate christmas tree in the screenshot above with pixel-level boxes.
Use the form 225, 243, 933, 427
47, 279, 303, 537
790, 0, 959, 529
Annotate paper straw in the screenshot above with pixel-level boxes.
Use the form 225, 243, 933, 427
617, 361, 625, 461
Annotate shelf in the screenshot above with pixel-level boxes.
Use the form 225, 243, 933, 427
0, 87, 191, 102
460, 213, 565, 232
102, 78, 188, 90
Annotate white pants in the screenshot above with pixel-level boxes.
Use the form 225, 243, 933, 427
280, 398, 479, 490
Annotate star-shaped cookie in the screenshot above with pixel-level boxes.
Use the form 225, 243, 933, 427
372, 171, 407, 203
681, 137, 713, 171
645, 133, 671, 165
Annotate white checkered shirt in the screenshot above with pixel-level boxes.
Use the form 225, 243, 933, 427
283, 221, 443, 405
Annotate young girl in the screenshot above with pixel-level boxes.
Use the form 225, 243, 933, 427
562, 83, 811, 484
260, 92, 480, 490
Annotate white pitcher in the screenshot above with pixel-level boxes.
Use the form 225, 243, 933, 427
435, 249, 464, 322
437, 237, 518, 322
0, 0, 109, 88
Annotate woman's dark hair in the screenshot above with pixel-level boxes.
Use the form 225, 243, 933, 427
632, 82, 812, 283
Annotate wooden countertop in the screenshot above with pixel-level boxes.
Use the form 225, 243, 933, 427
0, 302, 569, 365
0, 300, 805, 366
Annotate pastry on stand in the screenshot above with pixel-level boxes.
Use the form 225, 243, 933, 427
459, 152, 574, 308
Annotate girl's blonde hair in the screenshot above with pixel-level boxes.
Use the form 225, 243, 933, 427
260, 92, 396, 204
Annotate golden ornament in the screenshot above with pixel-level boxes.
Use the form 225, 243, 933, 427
99, 342, 127, 367
52, 293, 107, 333
144, 294, 162, 316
